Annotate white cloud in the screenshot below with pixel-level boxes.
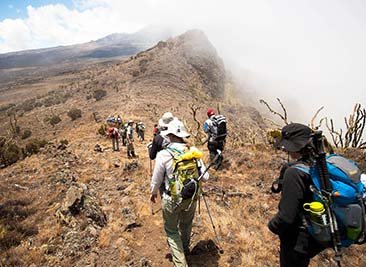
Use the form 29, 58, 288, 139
0, 0, 365, 132
0, 18, 32, 52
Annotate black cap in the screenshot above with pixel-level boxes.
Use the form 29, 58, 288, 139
275, 123, 312, 152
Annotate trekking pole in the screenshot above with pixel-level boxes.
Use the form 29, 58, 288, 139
202, 191, 224, 254
198, 193, 201, 215
312, 131, 342, 267
149, 159, 152, 177
202, 137, 209, 146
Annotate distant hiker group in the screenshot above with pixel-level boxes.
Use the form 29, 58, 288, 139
106, 108, 366, 267
106, 115, 145, 158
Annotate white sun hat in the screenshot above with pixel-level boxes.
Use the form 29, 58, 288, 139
160, 118, 190, 138
158, 112, 175, 128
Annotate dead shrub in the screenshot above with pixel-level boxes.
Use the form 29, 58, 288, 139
98, 124, 107, 136
93, 89, 107, 101
0, 199, 38, 251
20, 98, 36, 112
23, 139, 47, 156
45, 115, 61, 126
67, 108, 82, 121
21, 129, 32, 140
0, 141, 21, 167
266, 129, 281, 145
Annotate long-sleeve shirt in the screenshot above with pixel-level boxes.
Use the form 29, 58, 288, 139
150, 142, 209, 197
268, 165, 313, 237
148, 134, 169, 160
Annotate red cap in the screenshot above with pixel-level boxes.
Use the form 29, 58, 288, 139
207, 108, 215, 117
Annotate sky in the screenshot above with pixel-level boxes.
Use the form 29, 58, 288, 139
0, 0, 365, 136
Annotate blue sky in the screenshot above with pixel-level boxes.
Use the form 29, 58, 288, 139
0, 0, 73, 20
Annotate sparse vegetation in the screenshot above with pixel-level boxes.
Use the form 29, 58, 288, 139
21, 129, 32, 139
0, 103, 16, 113
0, 200, 38, 252
98, 124, 107, 136
93, 89, 107, 101
67, 108, 82, 121
8, 113, 20, 138
20, 98, 37, 112
266, 129, 281, 145
23, 139, 47, 156
1, 30, 366, 267
45, 115, 62, 126
326, 103, 366, 149
0, 139, 21, 167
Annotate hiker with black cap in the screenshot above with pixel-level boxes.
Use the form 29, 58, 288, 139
203, 108, 227, 170
268, 123, 326, 267
150, 118, 209, 267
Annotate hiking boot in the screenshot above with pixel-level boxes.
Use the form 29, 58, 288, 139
184, 249, 190, 257
165, 253, 173, 262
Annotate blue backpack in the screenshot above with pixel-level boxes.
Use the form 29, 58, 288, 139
295, 154, 366, 247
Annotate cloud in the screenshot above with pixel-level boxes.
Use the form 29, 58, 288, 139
0, 1, 150, 53
0, 0, 365, 133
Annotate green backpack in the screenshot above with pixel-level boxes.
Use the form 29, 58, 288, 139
166, 146, 203, 203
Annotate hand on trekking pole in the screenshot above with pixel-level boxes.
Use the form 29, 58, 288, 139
150, 193, 157, 203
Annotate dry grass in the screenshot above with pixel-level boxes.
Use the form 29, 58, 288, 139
0, 30, 365, 267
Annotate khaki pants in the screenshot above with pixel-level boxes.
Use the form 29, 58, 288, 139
127, 140, 135, 157
162, 198, 197, 267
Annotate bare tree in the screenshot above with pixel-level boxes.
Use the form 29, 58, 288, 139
310, 106, 325, 130
325, 103, 365, 149
183, 103, 204, 144
259, 98, 288, 125
9, 113, 20, 138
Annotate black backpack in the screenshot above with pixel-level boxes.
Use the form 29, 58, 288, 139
211, 115, 227, 141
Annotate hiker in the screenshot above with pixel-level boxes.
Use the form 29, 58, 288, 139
116, 115, 123, 129
107, 125, 120, 151
203, 108, 227, 169
153, 124, 159, 137
268, 123, 326, 267
148, 112, 174, 160
107, 115, 115, 125
136, 122, 145, 141
126, 120, 137, 158
120, 122, 128, 146
150, 118, 209, 267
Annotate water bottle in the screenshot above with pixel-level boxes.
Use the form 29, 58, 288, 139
303, 201, 331, 242
361, 174, 366, 198
303, 201, 327, 224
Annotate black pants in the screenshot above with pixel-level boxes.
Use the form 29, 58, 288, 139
279, 232, 326, 267
208, 140, 224, 168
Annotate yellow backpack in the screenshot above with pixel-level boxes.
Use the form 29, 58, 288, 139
166, 146, 203, 202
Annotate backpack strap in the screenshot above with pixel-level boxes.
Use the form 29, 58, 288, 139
166, 146, 185, 173
293, 163, 310, 175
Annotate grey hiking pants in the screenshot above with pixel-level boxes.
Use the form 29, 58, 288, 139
162, 197, 197, 267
